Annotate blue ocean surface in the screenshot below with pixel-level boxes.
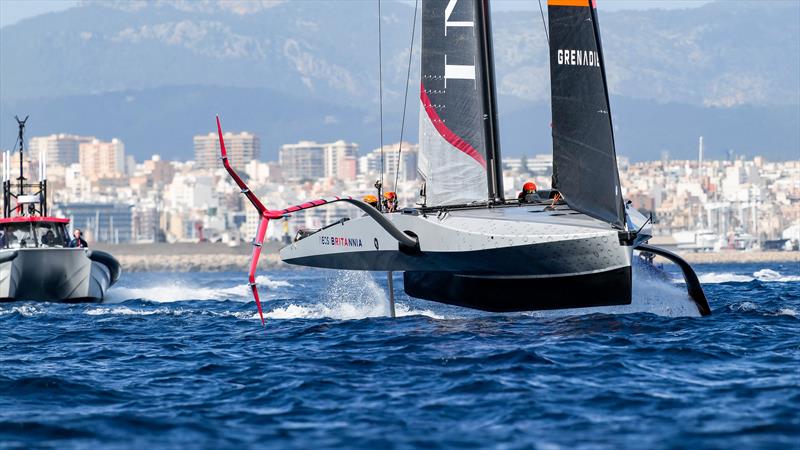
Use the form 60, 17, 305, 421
1, 261, 798, 449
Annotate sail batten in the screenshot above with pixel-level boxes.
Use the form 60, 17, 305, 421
548, 0, 625, 228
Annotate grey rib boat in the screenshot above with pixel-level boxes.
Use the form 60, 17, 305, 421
0, 116, 121, 302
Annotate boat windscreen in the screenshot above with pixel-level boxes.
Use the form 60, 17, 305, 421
2, 223, 33, 249
0, 222, 68, 248
34, 223, 67, 247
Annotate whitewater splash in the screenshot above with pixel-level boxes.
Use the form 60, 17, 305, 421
529, 262, 703, 318
694, 268, 800, 284
266, 271, 443, 321
105, 275, 292, 303
268, 265, 704, 321
103, 265, 709, 321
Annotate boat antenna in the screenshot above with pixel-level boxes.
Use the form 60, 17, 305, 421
376, 0, 385, 208
393, 0, 419, 192
537, 0, 550, 46
14, 115, 28, 197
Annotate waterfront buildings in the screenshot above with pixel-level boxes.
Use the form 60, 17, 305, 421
58, 202, 133, 243
279, 140, 359, 181
194, 131, 260, 171
358, 143, 418, 183
79, 138, 126, 181
324, 140, 359, 181
28, 134, 94, 166
7, 130, 797, 249
279, 141, 326, 181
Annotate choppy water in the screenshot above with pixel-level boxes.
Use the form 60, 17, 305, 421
1, 261, 798, 449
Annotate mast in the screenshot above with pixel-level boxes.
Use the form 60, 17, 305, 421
15, 115, 27, 197
477, 0, 504, 202
3, 116, 47, 218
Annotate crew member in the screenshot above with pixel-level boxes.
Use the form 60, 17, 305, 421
517, 181, 540, 203
363, 194, 379, 209
383, 191, 398, 212
68, 228, 89, 248
41, 229, 56, 246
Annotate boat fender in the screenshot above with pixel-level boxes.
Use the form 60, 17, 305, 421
87, 250, 122, 285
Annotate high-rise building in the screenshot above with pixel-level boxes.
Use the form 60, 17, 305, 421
279, 140, 360, 181
142, 154, 176, 185
29, 134, 94, 166
279, 141, 326, 180
79, 138, 126, 180
323, 140, 359, 180
359, 142, 419, 182
194, 131, 260, 170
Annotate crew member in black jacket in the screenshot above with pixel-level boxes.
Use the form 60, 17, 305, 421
68, 228, 89, 248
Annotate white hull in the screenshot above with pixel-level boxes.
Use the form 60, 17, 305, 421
283, 204, 635, 274
280, 204, 647, 311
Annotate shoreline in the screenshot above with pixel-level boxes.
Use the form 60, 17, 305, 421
675, 250, 799, 265
94, 243, 800, 272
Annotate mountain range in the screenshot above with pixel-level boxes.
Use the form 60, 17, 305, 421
1, 0, 798, 162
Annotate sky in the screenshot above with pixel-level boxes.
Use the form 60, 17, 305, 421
0, 0, 715, 28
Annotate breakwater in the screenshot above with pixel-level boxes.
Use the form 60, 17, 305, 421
94, 242, 285, 272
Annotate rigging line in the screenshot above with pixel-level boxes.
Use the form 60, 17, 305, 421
538, 0, 549, 46
377, 0, 385, 198
393, 0, 419, 192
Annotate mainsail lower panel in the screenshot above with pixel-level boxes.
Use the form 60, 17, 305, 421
418, 0, 491, 206
419, 103, 488, 205
548, 0, 625, 228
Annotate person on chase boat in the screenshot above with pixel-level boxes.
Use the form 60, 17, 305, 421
68, 229, 89, 248
518, 181, 541, 204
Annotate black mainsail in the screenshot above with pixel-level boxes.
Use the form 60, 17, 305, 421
548, 0, 625, 228
418, 0, 503, 206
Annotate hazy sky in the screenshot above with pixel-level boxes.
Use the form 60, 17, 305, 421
0, 0, 715, 28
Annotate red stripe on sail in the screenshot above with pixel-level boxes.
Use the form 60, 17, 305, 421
420, 82, 487, 168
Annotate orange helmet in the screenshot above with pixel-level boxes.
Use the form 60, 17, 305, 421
384, 191, 397, 200
523, 181, 537, 193
363, 194, 378, 204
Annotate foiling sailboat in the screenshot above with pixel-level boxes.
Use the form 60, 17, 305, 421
0, 117, 121, 302
217, 0, 710, 324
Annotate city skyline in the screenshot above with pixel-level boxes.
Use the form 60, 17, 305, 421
3, 126, 796, 251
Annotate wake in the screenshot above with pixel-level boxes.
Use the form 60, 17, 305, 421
104, 275, 291, 303
529, 262, 702, 318
267, 271, 443, 320
96, 265, 799, 321
694, 268, 800, 284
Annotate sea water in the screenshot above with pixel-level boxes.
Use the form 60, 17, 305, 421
1, 262, 798, 449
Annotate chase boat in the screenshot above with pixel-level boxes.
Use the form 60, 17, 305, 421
0, 116, 120, 302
